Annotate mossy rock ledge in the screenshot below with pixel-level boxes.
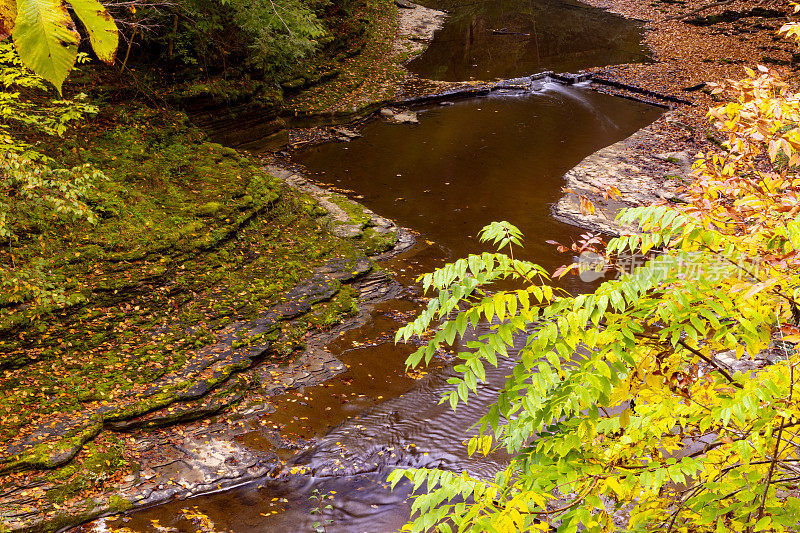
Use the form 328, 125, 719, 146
0, 119, 411, 533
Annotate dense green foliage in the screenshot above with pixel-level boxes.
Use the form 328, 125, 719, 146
0, 0, 378, 95
112, 0, 373, 85
0, 43, 106, 308
169, 0, 327, 76
390, 36, 800, 533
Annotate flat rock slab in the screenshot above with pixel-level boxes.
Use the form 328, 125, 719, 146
392, 1, 447, 57
266, 163, 416, 259
552, 124, 685, 236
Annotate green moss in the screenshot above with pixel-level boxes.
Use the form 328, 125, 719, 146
311, 285, 359, 328
198, 201, 224, 217
328, 195, 371, 226
360, 227, 397, 255
0, 103, 372, 474
232, 328, 279, 350
36, 494, 132, 533
44, 435, 128, 504
107, 495, 133, 513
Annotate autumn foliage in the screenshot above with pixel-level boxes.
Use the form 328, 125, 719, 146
390, 18, 800, 533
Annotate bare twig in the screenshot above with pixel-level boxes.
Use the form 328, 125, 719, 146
753, 420, 784, 530
120, 28, 137, 72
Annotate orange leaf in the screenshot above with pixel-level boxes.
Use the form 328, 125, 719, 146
579, 196, 596, 216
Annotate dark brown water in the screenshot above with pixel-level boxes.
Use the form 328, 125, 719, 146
297, 83, 661, 293
97, 88, 660, 533
407, 0, 650, 81
90, 3, 662, 531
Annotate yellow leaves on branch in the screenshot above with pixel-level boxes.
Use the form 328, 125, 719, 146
0, 0, 119, 93
705, 65, 800, 169
689, 65, 800, 271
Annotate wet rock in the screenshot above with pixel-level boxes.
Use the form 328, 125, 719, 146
713, 350, 762, 375
380, 108, 418, 124
656, 189, 689, 204
553, 128, 684, 236
120, 436, 277, 506
370, 214, 395, 232
332, 127, 361, 140
494, 77, 533, 91
655, 149, 694, 174
268, 167, 294, 180
236, 402, 276, 417
390, 110, 419, 124
332, 223, 364, 238
392, 1, 446, 58
663, 111, 694, 132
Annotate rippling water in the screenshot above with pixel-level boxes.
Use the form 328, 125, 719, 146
90, 0, 664, 528
103, 87, 660, 533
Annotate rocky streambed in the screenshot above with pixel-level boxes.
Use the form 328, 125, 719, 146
4, 0, 772, 530
90, 81, 670, 533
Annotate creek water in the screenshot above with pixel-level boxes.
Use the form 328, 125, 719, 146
103, 86, 661, 533
407, 0, 650, 81
95, 2, 662, 532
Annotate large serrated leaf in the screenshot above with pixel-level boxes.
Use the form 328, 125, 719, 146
69, 0, 118, 64
0, 0, 16, 40
12, 0, 78, 93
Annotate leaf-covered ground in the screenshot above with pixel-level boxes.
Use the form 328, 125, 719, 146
583, 0, 796, 148
284, 0, 415, 114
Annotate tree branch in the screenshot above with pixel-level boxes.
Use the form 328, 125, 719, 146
753, 420, 785, 530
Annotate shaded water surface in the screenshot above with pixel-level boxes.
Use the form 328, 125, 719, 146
297, 85, 661, 292
407, 0, 650, 81
100, 88, 660, 533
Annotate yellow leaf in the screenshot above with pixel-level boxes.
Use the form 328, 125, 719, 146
619, 408, 630, 428
579, 195, 596, 216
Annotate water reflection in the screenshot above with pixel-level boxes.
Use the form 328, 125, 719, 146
408, 0, 651, 81
296, 85, 662, 294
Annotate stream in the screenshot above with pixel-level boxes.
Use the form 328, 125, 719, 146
407, 0, 650, 81
96, 1, 662, 531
